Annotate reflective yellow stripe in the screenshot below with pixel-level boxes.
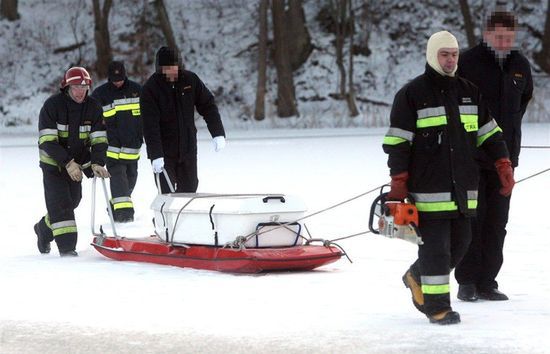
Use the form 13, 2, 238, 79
383, 136, 407, 145
106, 151, 119, 159
416, 201, 458, 212
91, 136, 108, 145
422, 284, 450, 294
468, 199, 478, 209
119, 152, 140, 160
39, 135, 58, 144
79, 132, 90, 140
114, 202, 134, 210
477, 126, 502, 146
131, 109, 141, 116
460, 114, 478, 132
116, 103, 140, 111
52, 226, 78, 236
103, 103, 141, 118
103, 109, 116, 118
416, 116, 447, 128
58, 131, 69, 138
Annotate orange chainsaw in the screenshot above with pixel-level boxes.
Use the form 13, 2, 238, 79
368, 190, 423, 245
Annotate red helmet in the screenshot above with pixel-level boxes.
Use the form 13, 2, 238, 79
60, 67, 92, 88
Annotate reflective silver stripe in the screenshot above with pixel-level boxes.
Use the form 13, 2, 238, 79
107, 146, 121, 153
39, 149, 52, 158
90, 131, 107, 139
478, 119, 499, 137
417, 106, 446, 119
57, 123, 68, 131
467, 190, 478, 200
79, 125, 91, 132
39, 128, 58, 136
81, 162, 91, 169
120, 147, 140, 154
102, 103, 115, 112
113, 97, 140, 105
386, 127, 414, 142
50, 220, 77, 229
410, 192, 452, 202
112, 197, 132, 203
421, 275, 449, 284
459, 105, 478, 114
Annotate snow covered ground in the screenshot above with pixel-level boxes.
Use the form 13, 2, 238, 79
1, 125, 549, 354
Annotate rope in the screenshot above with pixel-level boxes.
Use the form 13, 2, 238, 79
516, 167, 550, 184
521, 146, 550, 149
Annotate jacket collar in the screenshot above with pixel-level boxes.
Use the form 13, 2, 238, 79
424, 63, 456, 90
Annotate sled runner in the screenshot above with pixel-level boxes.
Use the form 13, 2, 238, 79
90, 174, 342, 273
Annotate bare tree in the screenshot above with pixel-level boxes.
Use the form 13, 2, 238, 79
154, 0, 180, 56
254, 0, 269, 121
92, 0, 113, 78
459, 0, 476, 48
347, 0, 359, 117
0, 0, 19, 21
287, 0, 312, 71
534, 0, 550, 73
272, 0, 298, 117
333, 0, 347, 98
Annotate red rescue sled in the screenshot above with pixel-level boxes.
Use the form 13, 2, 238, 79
91, 235, 343, 273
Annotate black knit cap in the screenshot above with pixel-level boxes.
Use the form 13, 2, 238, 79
156, 46, 180, 69
108, 61, 126, 82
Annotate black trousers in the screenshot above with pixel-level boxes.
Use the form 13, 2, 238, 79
107, 161, 138, 220
37, 167, 82, 252
455, 169, 511, 291
409, 215, 471, 316
155, 157, 198, 194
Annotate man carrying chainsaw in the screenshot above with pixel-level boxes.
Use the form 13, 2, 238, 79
382, 31, 514, 325
35, 67, 109, 257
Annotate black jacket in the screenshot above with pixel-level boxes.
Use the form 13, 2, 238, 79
141, 68, 225, 162
91, 79, 143, 163
38, 91, 107, 172
383, 65, 509, 219
457, 43, 533, 168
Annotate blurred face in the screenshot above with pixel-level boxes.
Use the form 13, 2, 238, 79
484, 24, 516, 52
112, 80, 124, 88
437, 48, 459, 74
161, 65, 179, 82
68, 84, 89, 103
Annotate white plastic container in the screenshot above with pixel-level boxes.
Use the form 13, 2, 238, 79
151, 193, 307, 247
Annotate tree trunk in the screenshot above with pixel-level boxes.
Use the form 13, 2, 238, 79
254, 0, 268, 121
0, 0, 19, 21
154, 0, 180, 57
346, 0, 359, 117
459, 0, 476, 48
272, 0, 298, 117
287, 0, 312, 71
534, 0, 550, 73
334, 0, 346, 98
92, 0, 113, 79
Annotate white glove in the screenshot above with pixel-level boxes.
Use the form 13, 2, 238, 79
212, 136, 226, 152
152, 157, 164, 173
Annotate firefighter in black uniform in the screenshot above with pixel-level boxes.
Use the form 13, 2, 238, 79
34, 67, 109, 256
91, 61, 142, 222
141, 46, 225, 193
383, 31, 514, 324
455, 10, 533, 302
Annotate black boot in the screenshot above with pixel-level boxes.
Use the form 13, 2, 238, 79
457, 284, 478, 302
59, 250, 78, 257
429, 310, 461, 325
477, 288, 508, 301
34, 223, 51, 254
402, 269, 425, 313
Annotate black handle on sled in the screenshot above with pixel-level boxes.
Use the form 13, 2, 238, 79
262, 196, 285, 203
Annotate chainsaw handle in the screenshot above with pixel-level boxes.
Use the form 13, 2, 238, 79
368, 192, 417, 234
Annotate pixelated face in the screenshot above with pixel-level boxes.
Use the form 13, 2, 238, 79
69, 84, 89, 103
484, 24, 516, 52
161, 65, 179, 82
437, 48, 459, 74
112, 80, 124, 88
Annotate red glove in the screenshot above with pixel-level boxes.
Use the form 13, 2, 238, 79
495, 158, 515, 197
388, 171, 409, 200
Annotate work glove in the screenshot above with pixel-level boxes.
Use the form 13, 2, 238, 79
495, 158, 515, 197
65, 159, 83, 182
91, 164, 111, 178
152, 157, 164, 173
387, 171, 409, 200
212, 136, 226, 152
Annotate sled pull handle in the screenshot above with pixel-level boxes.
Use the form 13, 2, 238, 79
155, 169, 176, 194
91, 176, 118, 238
263, 195, 285, 203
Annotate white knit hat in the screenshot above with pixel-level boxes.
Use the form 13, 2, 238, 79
426, 31, 459, 76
